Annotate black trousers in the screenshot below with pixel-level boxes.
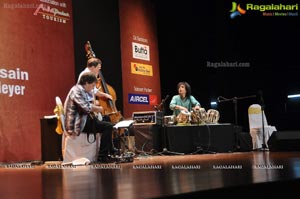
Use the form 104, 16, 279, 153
83, 115, 113, 157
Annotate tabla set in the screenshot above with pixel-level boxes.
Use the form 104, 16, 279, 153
164, 108, 220, 125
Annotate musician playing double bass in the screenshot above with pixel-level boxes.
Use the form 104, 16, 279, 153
80, 41, 123, 124
77, 57, 118, 163
78, 57, 112, 108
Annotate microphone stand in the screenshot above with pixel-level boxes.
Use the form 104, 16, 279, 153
218, 95, 256, 152
259, 95, 268, 151
218, 95, 256, 125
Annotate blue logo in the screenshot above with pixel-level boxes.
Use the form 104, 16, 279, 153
128, 93, 149, 104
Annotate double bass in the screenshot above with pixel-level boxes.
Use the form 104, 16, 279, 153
85, 41, 123, 124
96, 71, 123, 123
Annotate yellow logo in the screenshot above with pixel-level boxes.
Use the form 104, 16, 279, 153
131, 62, 153, 76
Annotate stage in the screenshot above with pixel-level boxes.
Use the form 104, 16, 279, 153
41, 119, 244, 161
34, 119, 300, 198
0, 151, 300, 198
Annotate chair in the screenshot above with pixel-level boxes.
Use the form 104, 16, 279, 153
248, 104, 276, 150
55, 96, 100, 164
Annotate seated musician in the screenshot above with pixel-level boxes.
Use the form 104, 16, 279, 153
169, 82, 201, 123
169, 81, 204, 149
65, 72, 115, 163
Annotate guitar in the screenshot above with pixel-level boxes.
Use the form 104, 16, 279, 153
92, 92, 103, 121
94, 110, 103, 121
90, 112, 103, 121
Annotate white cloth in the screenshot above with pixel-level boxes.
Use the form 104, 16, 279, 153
248, 104, 268, 128
56, 96, 101, 164
62, 133, 101, 164
248, 104, 276, 149
250, 126, 276, 149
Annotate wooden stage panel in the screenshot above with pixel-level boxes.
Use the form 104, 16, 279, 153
0, 152, 300, 198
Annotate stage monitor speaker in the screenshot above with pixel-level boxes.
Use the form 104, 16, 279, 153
132, 124, 162, 153
237, 132, 253, 152
268, 131, 300, 151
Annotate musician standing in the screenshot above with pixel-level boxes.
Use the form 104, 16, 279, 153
169, 81, 201, 116
78, 57, 112, 103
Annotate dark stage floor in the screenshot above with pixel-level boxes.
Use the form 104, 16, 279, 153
1, 151, 300, 198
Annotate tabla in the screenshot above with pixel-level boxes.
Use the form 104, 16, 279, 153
191, 108, 207, 124
164, 115, 176, 125
176, 110, 191, 124
205, 109, 220, 124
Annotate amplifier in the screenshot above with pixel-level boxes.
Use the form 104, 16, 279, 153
132, 111, 163, 125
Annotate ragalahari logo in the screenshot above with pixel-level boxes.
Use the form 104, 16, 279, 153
230, 2, 246, 19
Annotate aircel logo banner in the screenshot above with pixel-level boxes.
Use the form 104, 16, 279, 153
128, 93, 149, 104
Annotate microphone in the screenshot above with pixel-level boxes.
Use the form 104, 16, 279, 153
162, 95, 169, 102
159, 95, 169, 106
217, 96, 228, 102
156, 95, 169, 110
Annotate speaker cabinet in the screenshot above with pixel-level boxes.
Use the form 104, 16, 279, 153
131, 124, 162, 153
268, 131, 300, 151
237, 132, 253, 152
40, 118, 62, 161
165, 124, 236, 154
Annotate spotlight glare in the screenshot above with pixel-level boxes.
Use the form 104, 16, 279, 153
211, 101, 217, 105
288, 94, 300, 99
